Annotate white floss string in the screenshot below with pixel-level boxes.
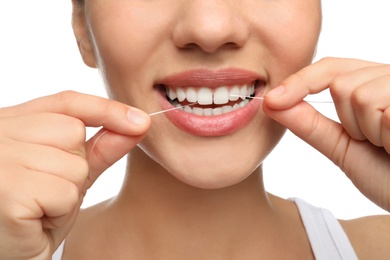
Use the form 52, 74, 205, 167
89, 96, 332, 166
148, 103, 197, 116
88, 129, 108, 177
89, 103, 196, 168
229, 95, 333, 104
147, 94, 333, 120
90, 129, 108, 156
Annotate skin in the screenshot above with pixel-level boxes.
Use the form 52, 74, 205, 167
0, 0, 390, 259
76, 0, 320, 188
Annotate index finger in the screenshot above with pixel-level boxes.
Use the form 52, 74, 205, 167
264, 58, 381, 109
0, 91, 150, 135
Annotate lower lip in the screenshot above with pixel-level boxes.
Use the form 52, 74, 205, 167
156, 88, 263, 136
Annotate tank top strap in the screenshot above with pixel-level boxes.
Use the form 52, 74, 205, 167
52, 240, 65, 260
291, 198, 358, 260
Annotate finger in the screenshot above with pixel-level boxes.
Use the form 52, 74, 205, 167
331, 66, 390, 142
0, 91, 150, 136
262, 100, 387, 182
351, 75, 390, 146
83, 128, 147, 191
263, 100, 390, 195
382, 107, 390, 154
264, 58, 381, 110
2, 141, 89, 190
0, 113, 86, 155
263, 101, 347, 161
0, 168, 82, 247
263, 78, 390, 211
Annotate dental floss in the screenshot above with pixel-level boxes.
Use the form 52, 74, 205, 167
89, 94, 331, 165
89, 104, 196, 166
148, 103, 197, 116
229, 95, 333, 104
88, 129, 108, 174
90, 95, 330, 163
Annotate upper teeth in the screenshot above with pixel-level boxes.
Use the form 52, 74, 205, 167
166, 84, 255, 105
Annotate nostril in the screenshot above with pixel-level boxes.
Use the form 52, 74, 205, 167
225, 42, 242, 49
171, 5, 249, 54
179, 41, 241, 53
179, 43, 200, 50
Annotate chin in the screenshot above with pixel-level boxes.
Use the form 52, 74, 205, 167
173, 167, 255, 189
138, 110, 285, 190
164, 152, 262, 189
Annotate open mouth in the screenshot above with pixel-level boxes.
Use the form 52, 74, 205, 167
160, 81, 260, 116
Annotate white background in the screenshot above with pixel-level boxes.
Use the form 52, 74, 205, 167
1, 1, 389, 219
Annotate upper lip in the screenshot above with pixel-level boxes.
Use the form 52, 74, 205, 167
156, 68, 265, 88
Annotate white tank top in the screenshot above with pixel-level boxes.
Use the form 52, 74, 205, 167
53, 198, 358, 259
291, 198, 358, 260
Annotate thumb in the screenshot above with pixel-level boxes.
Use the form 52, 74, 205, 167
263, 96, 390, 210
84, 127, 149, 191
263, 99, 347, 163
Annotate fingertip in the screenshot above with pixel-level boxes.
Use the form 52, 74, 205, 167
261, 100, 284, 123
127, 107, 151, 132
265, 85, 286, 98
263, 85, 288, 110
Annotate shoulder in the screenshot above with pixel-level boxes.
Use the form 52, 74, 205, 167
340, 215, 390, 259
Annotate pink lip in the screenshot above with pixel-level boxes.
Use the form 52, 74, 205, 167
155, 68, 265, 136
157, 68, 261, 88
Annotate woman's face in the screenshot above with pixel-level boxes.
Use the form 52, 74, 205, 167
74, 0, 321, 188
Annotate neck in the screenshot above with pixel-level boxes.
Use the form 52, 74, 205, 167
110, 147, 285, 257
120, 146, 273, 213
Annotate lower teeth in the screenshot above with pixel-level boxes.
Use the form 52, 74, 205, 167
171, 99, 250, 116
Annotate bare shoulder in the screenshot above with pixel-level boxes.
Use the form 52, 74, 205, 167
340, 214, 390, 259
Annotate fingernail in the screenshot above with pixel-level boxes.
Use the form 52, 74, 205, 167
127, 107, 149, 126
266, 85, 286, 97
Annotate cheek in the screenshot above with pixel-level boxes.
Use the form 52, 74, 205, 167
253, 3, 321, 86
85, 3, 176, 95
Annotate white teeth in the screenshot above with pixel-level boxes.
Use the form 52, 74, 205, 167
186, 87, 197, 103
167, 84, 255, 105
247, 84, 255, 97
184, 105, 192, 113
222, 106, 233, 114
240, 99, 249, 107
177, 88, 186, 102
239, 85, 247, 99
213, 107, 222, 116
204, 108, 213, 116
167, 84, 256, 116
229, 86, 240, 101
167, 88, 177, 100
198, 87, 213, 105
192, 107, 203, 116
174, 99, 250, 116
213, 87, 229, 105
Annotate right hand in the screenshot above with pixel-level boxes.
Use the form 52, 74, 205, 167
0, 91, 150, 259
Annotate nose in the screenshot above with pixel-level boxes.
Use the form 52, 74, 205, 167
172, 1, 249, 53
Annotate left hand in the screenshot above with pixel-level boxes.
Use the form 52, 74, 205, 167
263, 57, 390, 211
